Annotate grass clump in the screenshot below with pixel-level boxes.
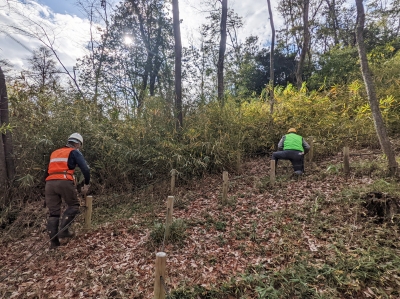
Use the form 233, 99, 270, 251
147, 219, 187, 250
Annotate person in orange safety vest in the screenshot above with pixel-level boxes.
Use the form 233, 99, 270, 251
45, 133, 90, 249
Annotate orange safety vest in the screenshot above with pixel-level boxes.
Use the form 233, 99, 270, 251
46, 147, 75, 181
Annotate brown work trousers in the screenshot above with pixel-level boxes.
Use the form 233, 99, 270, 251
45, 180, 79, 217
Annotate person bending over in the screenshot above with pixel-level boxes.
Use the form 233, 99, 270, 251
271, 128, 310, 175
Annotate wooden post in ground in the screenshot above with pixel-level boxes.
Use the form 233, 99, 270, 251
236, 151, 242, 173
170, 169, 176, 195
222, 171, 228, 204
307, 136, 314, 165
165, 196, 174, 239
343, 146, 350, 175
153, 252, 167, 299
84, 195, 93, 229
270, 160, 276, 185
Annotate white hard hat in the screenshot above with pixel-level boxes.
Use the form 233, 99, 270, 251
68, 133, 83, 145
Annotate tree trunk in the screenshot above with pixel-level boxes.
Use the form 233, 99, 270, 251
149, 24, 164, 97
267, 0, 275, 114
132, 2, 164, 107
0, 66, 15, 185
139, 53, 152, 109
326, 0, 339, 46
296, 0, 310, 89
172, 0, 183, 130
0, 131, 6, 188
355, 0, 398, 175
217, 0, 228, 105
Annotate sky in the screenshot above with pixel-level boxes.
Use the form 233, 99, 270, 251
0, 0, 281, 74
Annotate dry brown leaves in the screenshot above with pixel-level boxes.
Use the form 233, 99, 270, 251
0, 153, 377, 298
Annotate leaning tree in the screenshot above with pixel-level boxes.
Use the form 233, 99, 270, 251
0, 66, 15, 189
355, 0, 398, 175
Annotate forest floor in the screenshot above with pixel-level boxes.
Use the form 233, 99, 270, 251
1, 149, 400, 299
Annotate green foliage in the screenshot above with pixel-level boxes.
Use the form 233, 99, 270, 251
326, 164, 341, 174
2, 82, 384, 197
0, 122, 12, 134
6, 48, 400, 198
272, 82, 379, 156
214, 221, 226, 231
308, 46, 361, 90
372, 51, 400, 133
147, 219, 187, 250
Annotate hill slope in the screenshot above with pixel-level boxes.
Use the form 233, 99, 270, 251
1, 152, 400, 299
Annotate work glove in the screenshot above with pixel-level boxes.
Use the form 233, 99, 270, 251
81, 184, 90, 194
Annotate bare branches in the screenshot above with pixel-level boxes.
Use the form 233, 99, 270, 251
1, 2, 85, 97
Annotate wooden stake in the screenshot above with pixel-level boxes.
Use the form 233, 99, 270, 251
165, 196, 174, 239
84, 195, 93, 229
149, 185, 154, 200
270, 160, 276, 185
343, 146, 350, 175
236, 151, 242, 173
170, 169, 176, 195
153, 252, 167, 299
222, 171, 228, 204
308, 136, 314, 164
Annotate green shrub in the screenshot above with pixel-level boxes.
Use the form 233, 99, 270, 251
147, 219, 187, 250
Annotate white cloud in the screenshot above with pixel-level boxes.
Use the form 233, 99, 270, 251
179, 0, 283, 48
0, 0, 96, 72
0, 0, 283, 75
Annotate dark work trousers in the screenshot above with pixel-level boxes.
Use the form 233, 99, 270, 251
271, 150, 304, 172
45, 180, 79, 217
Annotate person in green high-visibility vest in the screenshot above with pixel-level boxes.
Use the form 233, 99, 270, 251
271, 128, 310, 175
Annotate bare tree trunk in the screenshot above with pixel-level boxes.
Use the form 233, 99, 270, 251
172, 0, 183, 130
0, 67, 7, 188
0, 130, 6, 188
132, 2, 164, 107
200, 40, 206, 102
267, 0, 275, 114
296, 0, 310, 89
326, 0, 339, 46
217, 0, 228, 105
355, 0, 398, 175
93, 0, 110, 107
149, 25, 164, 97
0, 66, 15, 185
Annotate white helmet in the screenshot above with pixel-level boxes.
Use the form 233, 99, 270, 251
68, 133, 83, 145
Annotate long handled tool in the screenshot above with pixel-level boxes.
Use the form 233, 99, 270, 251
79, 187, 88, 207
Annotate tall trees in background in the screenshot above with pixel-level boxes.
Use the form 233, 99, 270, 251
355, 0, 398, 175
172, 0, 182, 129
217, 0, 227, 104
277, 0, 358, 88
26, 46, 60, 91
79, 0, 173, 114
0, 66, 15, 188
77, 0, 111, 106
295, 0, 310, 89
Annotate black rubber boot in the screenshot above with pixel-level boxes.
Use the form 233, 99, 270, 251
47, 217, 61, 249
58, 206, 79, 239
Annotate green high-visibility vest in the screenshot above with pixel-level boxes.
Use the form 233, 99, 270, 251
283, 133, 304, 151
